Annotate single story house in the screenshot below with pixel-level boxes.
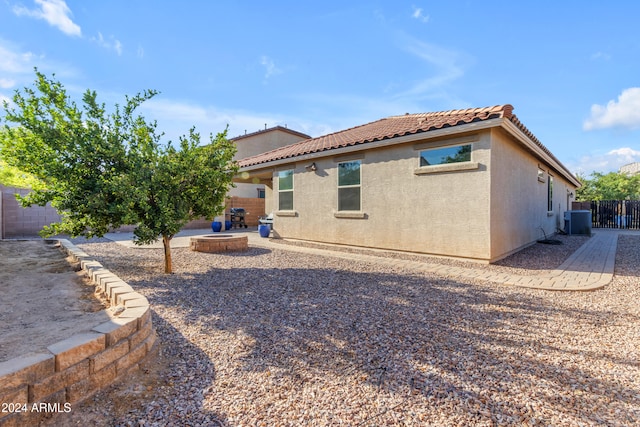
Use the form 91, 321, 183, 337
230, 125, 311, 199
212, 125, 311, 226
236, 105, 580, 262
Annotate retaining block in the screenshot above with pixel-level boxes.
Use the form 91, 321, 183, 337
47, 333, 106, 372
92, 317, 139, 347
0, 238, 157, 425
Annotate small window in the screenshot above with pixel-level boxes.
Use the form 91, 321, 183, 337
538, 168, 545, 182
338, 160, 361, 211
420, 144, 471, 167
547, 176, 554, 211
278, 170, 293, 210
257, 188, 265, 199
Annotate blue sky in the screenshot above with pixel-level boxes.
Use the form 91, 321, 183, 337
1, 1, 639, 175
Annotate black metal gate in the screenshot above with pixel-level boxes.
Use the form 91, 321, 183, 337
590, 200, 640, 229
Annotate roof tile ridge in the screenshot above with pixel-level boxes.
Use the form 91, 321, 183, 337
237, 117, 396, 165
231, 125, 311, 141
508, 113, 578, 183
509, 114, 545, 150
389, 104, 514, 119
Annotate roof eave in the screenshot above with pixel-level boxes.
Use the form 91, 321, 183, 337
238, 117, 581, 188
500, 119, 581, 188
238, 118, 502, 172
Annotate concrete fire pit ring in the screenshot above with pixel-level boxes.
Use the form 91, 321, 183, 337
190, 234, 248, 253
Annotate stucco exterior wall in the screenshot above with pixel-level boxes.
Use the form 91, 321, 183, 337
230, 183, 263, 199
488, 128, 574, 260
230, 128, 309, 214
233, 129, 309, 160
272, 131, 495, 260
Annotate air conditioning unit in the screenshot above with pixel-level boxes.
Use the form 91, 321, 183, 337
564, 210, 592, 236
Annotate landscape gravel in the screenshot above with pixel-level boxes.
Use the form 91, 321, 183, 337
47, 234, 639, 426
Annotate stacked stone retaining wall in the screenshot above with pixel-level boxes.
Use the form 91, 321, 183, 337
0, 240, 156, 426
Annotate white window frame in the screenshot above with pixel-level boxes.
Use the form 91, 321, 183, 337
278, 169, 294, 211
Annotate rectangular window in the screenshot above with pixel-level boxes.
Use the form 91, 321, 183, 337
538, 168, 545, 182
420, 144, 471, 167
338, 160, 361, 211
547, 176, 554, 211
278, 170, 293, 210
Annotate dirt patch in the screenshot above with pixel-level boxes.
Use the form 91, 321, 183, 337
0, 240, 112, 362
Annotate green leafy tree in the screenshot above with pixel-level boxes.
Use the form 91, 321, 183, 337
0, 154, 43, 189
1, 70, 237, 273
576, 171, 640, 201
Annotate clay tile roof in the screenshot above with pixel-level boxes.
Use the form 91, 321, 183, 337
238, 105, 514, 168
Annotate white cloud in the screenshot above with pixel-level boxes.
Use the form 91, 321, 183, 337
590, 51, 611, 61
393, 35, 468, 101
137, 45, 145, 59
0, 38, 79, 85
114, 40, 122, 56
0, 41, 38, 74
260, 56, 282, 79
570, 147, 640, 175
0, 93, 12, 106
608, 147, 640, 164
91, 32, 123, 56
13, 0, 81, 37
411, 6, 430, 23
0, 78, 16, 89
140, 98, 276, 142
138, 97, 330, 145
583, 87, 640, 130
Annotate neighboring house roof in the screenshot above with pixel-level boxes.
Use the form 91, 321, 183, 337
620, 162, 640, 176
238, 105, 579, 187
230, 125, 311, 142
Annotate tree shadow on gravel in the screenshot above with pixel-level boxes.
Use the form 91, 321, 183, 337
79, 244, 639, 425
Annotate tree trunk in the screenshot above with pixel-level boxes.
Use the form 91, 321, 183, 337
162, 234, 173, 274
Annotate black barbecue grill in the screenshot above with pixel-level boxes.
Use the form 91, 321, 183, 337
229, 208, 248, 229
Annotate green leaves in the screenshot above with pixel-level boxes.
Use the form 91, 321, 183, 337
1, 69, 238, 273
576, 171, 640, 201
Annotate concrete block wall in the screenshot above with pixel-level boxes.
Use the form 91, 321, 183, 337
0, 186, 61, 239
0, 240, 156, 427
0, 185, 265, 236
170, 196, 266, 229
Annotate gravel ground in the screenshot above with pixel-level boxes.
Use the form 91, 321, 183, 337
274, 234, 591, 276
46, 235, 639, 426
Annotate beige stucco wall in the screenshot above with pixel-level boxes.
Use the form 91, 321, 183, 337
233, 129, 308, 160
270, 131, 495, 260
488, 128, 575, 260
254, 126, 578, 262
226, 128, 309, 219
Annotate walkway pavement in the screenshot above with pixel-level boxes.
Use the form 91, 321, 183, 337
104, 228, 635, 291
